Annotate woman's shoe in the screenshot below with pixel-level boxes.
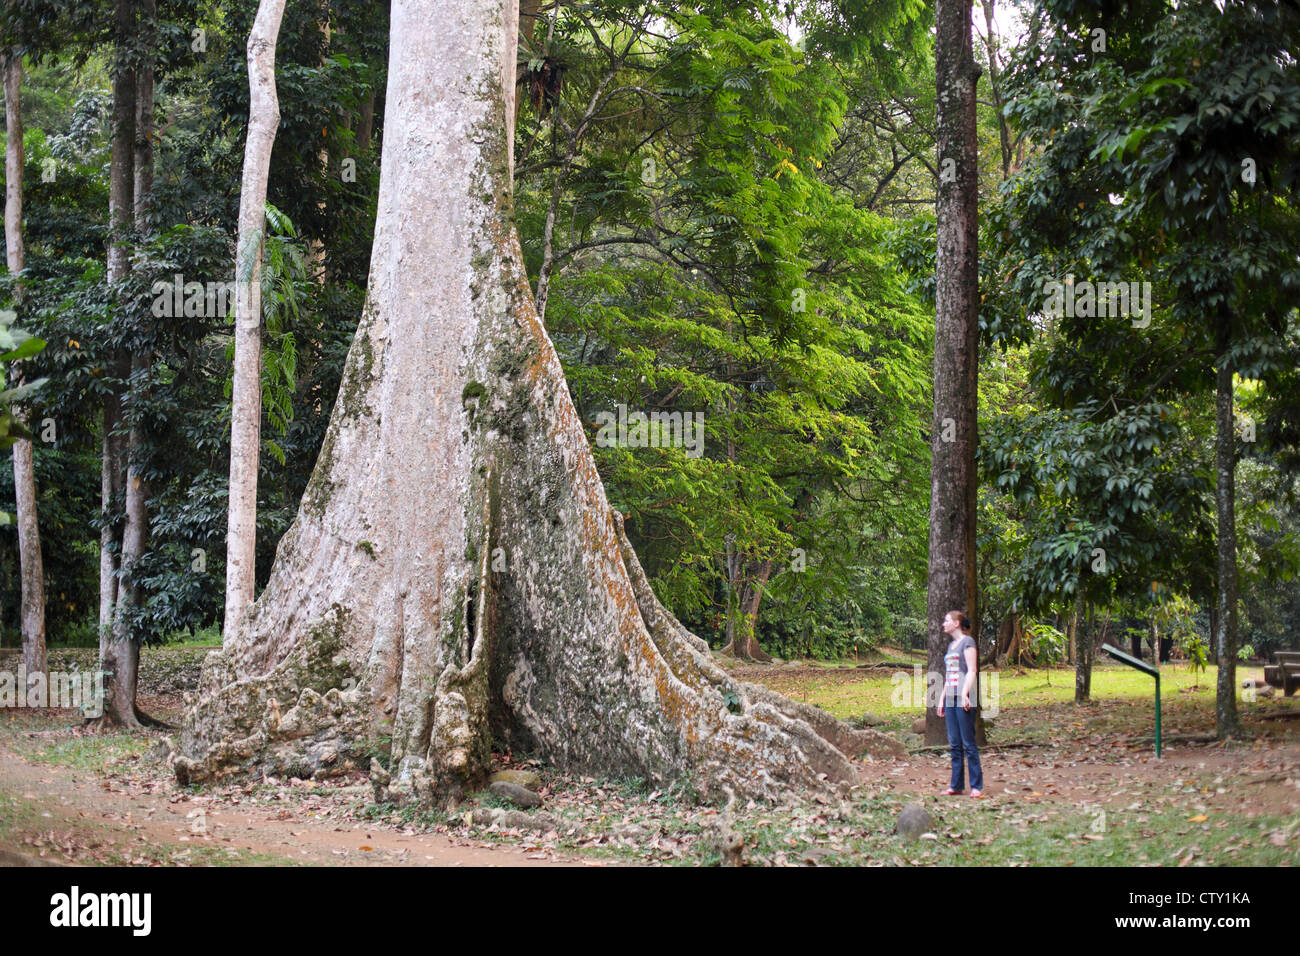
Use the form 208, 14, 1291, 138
969, 788, 983, 798
940, 788, 960, 796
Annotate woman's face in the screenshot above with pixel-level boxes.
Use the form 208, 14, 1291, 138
942, 613, 958, 635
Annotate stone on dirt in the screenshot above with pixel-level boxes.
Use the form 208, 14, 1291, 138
470, 807, 557, 831
489, 780, 542, 808
895, 803, 933, 841
489, 769, 542, 791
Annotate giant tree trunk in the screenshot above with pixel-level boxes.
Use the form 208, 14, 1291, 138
1213, 351, 1241, 738
224, 0, 288, 641
5, 51, 47, 699
176, 0, 902, 804
925, 0, 981, 745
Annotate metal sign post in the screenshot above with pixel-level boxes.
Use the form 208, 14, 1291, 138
1101, 643, 1161, 758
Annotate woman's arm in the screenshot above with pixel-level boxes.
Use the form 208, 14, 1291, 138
961, 644, 977, 708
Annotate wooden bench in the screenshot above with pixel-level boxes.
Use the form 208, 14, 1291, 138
1263, 651, 1300, 697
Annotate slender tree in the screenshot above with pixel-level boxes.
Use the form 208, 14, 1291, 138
926, 0, 981, 745
5, 48, 47, 698
225, 0, 289, 641
100, 0, 161, 727
99, 0, 135, 652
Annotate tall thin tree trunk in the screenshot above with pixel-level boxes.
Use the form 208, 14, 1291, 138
980, 0, 1012, 179
357, 85, 375, 152
176, 0, 904, 803
926, 0, 981, 745
5, 51, 47, 698
98, 380, 124, 646
224, 0, 288, 642
514, 0, 541, 131
1214, 348, 1241, 737
100, 0, 136, 661
101, 0, 160, 728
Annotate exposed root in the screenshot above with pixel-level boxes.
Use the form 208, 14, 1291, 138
408, 468, 497, 805
707, 785, 746, 866
612, 511, 905, 776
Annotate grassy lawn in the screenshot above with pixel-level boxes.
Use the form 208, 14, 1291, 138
11, 732, 154, 773
764, 662, 1222, 727
716, 791, 1299, 866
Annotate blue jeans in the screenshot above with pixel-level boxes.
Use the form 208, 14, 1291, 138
944, 701, 983, 792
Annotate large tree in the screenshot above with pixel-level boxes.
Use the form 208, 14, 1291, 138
176, 0, 901, 803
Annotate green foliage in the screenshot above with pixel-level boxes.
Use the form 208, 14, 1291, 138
519, 3, 933, 656
0, 310, 47, 467
1023, 619, 1067, 671
223, 202, 306, 466
978, 0, 1300, 634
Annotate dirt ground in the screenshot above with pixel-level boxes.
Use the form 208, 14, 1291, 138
738, 663, 1300, 818
0, 691, 600, 867
2, 657, 1297, 866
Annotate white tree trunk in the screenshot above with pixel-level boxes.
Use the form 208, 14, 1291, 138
224, 0, 288, 642
177, 0, 902, 803
5, 52, 47, 696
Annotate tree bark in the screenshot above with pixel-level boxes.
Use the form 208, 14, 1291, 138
100, 0, 160, 728
1073, 588, 1090, 702
1214, 350, 1241, 737
925, 0, 980, 746
176, 0, 903, 803
99, 0, 136, 663
5, 51, 47, 699
224, 0, 288, 642
720, 555, 774, 662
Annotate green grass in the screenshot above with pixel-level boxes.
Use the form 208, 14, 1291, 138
710, 790, 1298, 866
769, 662, 1219, 721
12, 732, 154, 773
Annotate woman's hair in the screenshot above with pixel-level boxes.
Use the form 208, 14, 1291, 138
947, 609, 972, 632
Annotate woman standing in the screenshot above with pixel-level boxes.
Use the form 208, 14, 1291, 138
937, 609, 983, 797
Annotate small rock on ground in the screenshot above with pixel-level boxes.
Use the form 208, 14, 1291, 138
489, 780, 542, 808
895, 803, 933, 840
489, 768, 543, 791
